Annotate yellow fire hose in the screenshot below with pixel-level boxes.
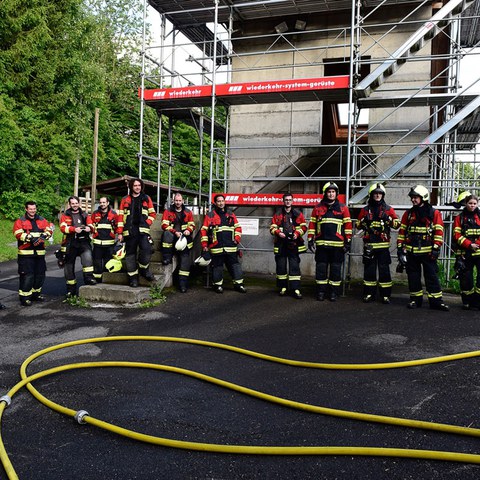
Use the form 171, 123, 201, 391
2, 335, 480, 479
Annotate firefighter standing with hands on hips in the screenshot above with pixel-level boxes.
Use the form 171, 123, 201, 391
270, 193, 307, 299
397, 185, 449, 311
161, 192, 195, 293
201, 194, 246, 294
13, 201, 53, 306
453, 192, 480, 310
60, 196, 96, 297
117, 178, 157, 288
90, 196, 120, 283
308, 182, 352, 301
356, 183, 399, 304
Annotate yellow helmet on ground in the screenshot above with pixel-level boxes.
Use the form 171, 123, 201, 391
408, 185, 429, 202
322, 182, 339, 194
105, 258, 123, 273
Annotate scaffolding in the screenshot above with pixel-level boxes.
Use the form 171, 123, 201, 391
139, 0, 480, 278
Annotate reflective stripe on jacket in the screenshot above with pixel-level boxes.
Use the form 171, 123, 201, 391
201, 208, 241, 254
13, 215, 53, 256
270, 207, 307, 254
91, 207, 119, 246
118, 193, 156, 236
453, 209, 480, 256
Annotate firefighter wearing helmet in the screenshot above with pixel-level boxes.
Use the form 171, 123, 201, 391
397, 185, 449, 311
356, 183, 400, 304
453, 192, 480, 309
160, 192, 195, 293
307, 182, 352, 301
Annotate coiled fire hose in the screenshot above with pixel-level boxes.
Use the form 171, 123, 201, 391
2, 335, 480, 479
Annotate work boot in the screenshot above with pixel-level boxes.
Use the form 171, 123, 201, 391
407, 301, 420, 309
431, 303, 449, 312
329, 292, 337, 302
279, 288, 287, 297
85, 278, 97, 286
213, 285, 223, 294
234, 284, 247, 293
382, 297, 391, 305
316, 292, 325, 302
162, 258, 172, 266
363, 294, 375, 303
129, 275, 139, 288
179, 287, 187, 293
0, 303, 6, 310
293, 290, 302, 300
140, 269, 155, 281
32, 294, 46, 302
21, 299, 32, 307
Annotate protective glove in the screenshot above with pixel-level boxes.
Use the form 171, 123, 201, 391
32, 235, 46, 247
308, 240, 316, 253
343, 242, 351, 254
25, 234, 33, 243
397, 247, 407, 266
430, 247, 440, 261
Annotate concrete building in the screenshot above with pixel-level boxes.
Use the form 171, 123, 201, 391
141, 0, 480, 280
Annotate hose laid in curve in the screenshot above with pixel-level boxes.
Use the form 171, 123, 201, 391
1, 335, 480, 479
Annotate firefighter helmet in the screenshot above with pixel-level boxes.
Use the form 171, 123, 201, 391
368, 183, 386, 197
322, 182, 339, 194
408, 185, 429, 202
195, 251, 212, 267
105, 258, 123, 273
112, 242, 126, 260
175, 235, 188, 251
457, 191, 472, 206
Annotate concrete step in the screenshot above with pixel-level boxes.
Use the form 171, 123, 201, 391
79, 283, 151, 304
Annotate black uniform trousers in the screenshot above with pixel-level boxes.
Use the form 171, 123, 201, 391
406, 253, 443, 308
211, 252, 243, 286
124, 226, 152, 277
315, 247, 344, 295
275, 243, 301, 291
18, 255, 46, 303
93, 245, 114, 281
459, 253, 480, 307
363, 248, 392, 298
64, 239, 94, 295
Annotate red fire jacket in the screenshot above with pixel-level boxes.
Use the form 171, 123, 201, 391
13, 215, 53, 256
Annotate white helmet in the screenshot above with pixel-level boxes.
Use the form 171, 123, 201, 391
408, 185, 430, 202
175, 235, 188, 251
195, 251, 212, 267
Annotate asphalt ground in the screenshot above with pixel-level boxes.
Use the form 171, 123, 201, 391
1, 252, 480, 479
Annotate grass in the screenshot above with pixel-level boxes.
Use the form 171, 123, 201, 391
0, 218, 63, 262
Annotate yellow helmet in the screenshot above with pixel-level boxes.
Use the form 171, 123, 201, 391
105, 258, 123, 273
368, 183, 386, 197
457, 191, 472, 206
408, 185, 429, 202
113, 242, 126, 260
322, 182, 339, 194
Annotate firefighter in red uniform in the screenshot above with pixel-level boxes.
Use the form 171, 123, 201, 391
356, 183, 400, 304
397, 185, 449, 311
161, 192, 195, 292
307, 182, 352, 301
117, 178, 157, 287
90, 196, 120, 283
453, 192, 480, 310
201, 194, 246, 293
60, 196, 96, 297
13, 201, 53, 306
270, 193, 307, 299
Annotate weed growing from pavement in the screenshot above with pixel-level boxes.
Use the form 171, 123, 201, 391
63, 295, 91, 308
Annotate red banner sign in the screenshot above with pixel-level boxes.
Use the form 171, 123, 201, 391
215, 76, 349, 96
211, 193, 346, 206
141, 76, 349, 101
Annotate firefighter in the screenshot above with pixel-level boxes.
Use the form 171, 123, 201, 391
397, 185, 449, 311
13, 201, 53, 306
356, 183, 400, 304
453, 192, 480, 310
270, 193, 307, 299
117, 178, 157, 287
200, 194, 246, 293
308, 182, 352, 301
60, 196, 96, 297
161, 193, 195, 293
90, 197, 120, 283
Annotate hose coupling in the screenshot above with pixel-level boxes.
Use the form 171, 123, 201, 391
74, 410, 90, 424
0, 395, 12, 407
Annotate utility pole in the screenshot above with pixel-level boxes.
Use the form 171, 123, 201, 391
91, 108, 100, 212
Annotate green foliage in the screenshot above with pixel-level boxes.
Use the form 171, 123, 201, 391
63, 295, 91, 308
